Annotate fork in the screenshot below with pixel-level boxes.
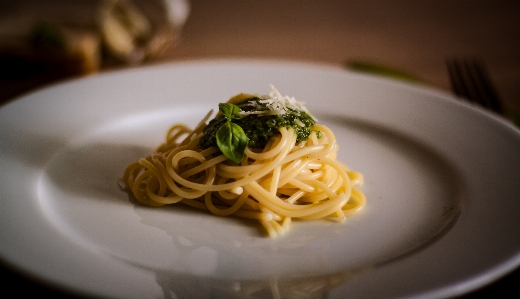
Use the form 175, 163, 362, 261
446, 58, 504, 115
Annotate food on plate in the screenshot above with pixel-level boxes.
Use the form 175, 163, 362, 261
121, 85, 366, 237
0, 22, 101, 78
0, 0, 190, 78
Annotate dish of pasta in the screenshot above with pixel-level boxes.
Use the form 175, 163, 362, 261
3, 60, 519, 299
122, 85, 366, 237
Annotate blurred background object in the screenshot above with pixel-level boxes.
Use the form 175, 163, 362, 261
98, 0, 190, 64
0, 0, 189, 99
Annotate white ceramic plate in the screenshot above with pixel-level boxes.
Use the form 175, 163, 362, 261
1, 60, 520, 299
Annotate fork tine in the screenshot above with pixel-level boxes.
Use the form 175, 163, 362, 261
468, 60, 504, 114
446, 59, 474, 103
446, 58, 503, 114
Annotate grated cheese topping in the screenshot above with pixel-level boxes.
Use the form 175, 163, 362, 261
238, 84, 315, 120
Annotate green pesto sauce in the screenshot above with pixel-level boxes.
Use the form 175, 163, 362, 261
201, 97, 319, 149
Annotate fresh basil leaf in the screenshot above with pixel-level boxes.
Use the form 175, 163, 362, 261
218, 103, 241, 119
216, 122, 249, 163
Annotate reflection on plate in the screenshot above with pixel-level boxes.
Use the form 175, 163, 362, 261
1, 60, 520, 299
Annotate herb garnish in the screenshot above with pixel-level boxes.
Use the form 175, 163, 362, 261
202, 87, 319, 161
215, 103, 249, 163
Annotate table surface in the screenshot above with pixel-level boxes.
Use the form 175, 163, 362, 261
1, 1, 519, 298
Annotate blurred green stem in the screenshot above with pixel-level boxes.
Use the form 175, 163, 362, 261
345, 59, 520, 128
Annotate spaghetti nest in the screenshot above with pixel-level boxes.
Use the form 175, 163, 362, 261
122, 111, 366, 238
123, 124, 365, 237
